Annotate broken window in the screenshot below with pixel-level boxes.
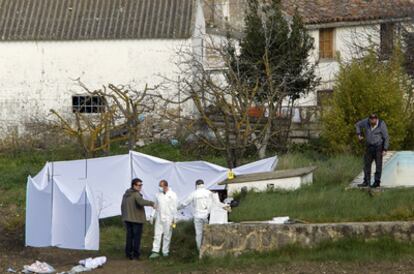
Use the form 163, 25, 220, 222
72, 95, 105, 113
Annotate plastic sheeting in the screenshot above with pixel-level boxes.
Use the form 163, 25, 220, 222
26, 151, 277, 250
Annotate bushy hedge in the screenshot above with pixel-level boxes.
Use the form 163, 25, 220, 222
321, 51, 410, 153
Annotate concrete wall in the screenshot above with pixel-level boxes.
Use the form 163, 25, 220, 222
200, 221, 414, 258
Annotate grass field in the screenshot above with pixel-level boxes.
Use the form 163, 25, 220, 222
2, 144, 414, 272
230, 152, 414, 223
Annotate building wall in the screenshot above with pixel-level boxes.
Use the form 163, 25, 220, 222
203, 0, 382, 107
0, 39, 193, 135
295, 24, 380, 107
227, 174, 312, 196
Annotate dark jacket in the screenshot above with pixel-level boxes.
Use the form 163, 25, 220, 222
121, 188, 154, 223
355, 118, 389, 150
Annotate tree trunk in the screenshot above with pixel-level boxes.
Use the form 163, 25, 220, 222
225, 149, 235, 169
127, 119, 138, 150
258, 124, 271, 159
225, 148, 241, 168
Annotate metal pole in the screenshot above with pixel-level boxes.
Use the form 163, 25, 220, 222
50, 161, 54, 246
84, 157, 88, 246
85, 157, 88, 179
84, 188, 87, 247
130, 152, 134, 181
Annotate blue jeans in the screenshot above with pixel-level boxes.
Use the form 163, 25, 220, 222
364, 145, 383, 185
125, 221, 143, 258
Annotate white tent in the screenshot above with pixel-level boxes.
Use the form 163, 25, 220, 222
26, 151, 277, 250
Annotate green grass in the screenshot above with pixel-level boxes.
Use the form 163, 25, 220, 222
230, 152, 414, 223
97, 217, 414, 272
186, 237, 414, 270
3, 144, 414, 270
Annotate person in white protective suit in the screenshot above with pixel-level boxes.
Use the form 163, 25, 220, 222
178, 179, 230, 251
149, 180, 178, 259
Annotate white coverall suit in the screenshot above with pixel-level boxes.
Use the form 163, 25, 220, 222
151, 189, 178, 255
179, 185, 226, 250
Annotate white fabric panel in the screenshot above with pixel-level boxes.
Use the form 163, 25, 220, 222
31, 163, 51, 189
85, 155, 131, 218
25, 177, 52, 247
130, 152, 230, 219
233, 156, 278, 175
84, 185, 99, 250
51, 178, 88, 249
130, 151, 175, 218
49, 159, 89, 203
26, 151, 278, 251
171, 162, 228, 218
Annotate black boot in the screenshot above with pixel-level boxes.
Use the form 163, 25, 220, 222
357, 182, 369, 187
371, 181, 380, 188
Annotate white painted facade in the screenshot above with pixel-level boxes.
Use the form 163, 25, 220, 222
226, 172, 313, 196
0, 40, 188, 129
296, 24, 381, 107
0, 2, 206, 136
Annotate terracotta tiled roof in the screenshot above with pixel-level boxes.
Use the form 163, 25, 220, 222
281, 0, 414, 25
0, 0, 196, 41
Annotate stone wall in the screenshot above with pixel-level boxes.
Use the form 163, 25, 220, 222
200, 222, 414, 258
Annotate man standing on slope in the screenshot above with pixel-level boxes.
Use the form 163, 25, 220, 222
149, 180, 178, 259
179, 179, 230, 251
121, 178, 155, 260
355, 113, 390, 188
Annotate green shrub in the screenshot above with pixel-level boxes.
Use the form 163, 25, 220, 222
321, 50, 409, 153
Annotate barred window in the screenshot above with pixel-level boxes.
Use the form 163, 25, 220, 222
72, 95, 105, 113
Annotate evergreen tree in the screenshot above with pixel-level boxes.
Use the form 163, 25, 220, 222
229, 0, 317, 156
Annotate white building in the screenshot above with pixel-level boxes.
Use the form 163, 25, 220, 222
0, 0, 205, 135
1, 0, 414, 137
203, 0, 414, 108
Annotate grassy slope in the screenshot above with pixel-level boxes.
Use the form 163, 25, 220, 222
230, 152, 414, 223
2, 145, 414, 271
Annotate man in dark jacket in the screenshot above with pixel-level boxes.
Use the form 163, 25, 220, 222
121, 178, 155, 260
355, 113, 389, 188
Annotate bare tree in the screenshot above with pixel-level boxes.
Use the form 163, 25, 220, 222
78, 82, 157, 150
50, 82, 156, 156
158, 1, 317, 166
50, 106, 116, 157
159, 44, 263, 168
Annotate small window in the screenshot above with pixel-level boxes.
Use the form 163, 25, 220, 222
317, 89, 334, 105
72, 95, 105, 113
380, 23, 394, 59
319, 28, 335, 59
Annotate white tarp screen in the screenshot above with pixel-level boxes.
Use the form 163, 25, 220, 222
26, 151, 277, 250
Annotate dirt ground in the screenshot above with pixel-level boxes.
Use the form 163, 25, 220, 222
2, 207, 414, 274
3, 255, 414, 274
2, 240, 414, 274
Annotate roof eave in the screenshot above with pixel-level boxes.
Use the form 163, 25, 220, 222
305, 16, 414, 30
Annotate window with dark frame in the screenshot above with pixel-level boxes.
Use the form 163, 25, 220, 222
380, 23, 395, 59
72, 95, 105, 113
319, 28, 335, 59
